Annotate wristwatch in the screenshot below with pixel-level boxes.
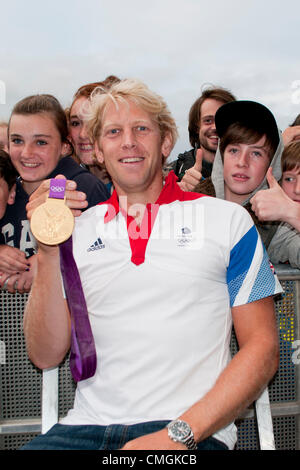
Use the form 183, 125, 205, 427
167, 419, 197, 450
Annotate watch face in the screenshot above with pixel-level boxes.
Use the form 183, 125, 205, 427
170, 420, 190, 439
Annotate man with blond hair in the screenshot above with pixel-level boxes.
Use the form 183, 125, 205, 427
23, 79, 281, 451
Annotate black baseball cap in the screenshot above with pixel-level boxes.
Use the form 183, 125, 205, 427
215, 100, 279, 147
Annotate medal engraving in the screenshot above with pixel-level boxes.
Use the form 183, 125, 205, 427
30, 179, 74, 245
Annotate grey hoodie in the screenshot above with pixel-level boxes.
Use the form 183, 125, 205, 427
195, 128, 300, 268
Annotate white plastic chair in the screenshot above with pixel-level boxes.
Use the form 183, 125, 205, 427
254, 387, 275, 450
41, 368, 275, 449
41, 367, 59, 434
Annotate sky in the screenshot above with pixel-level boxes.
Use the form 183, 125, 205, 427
1, 0, 300, 161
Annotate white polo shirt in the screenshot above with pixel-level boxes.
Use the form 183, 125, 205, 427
60, 172, 282, 449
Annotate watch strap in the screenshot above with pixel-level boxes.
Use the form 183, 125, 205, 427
183, 433, 197, 450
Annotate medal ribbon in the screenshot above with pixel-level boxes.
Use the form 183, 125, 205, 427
49, 179, 97, 382
49, 178, 67, 199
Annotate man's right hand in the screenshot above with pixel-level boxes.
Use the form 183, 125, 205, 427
178, 149, 203, 192
26, 175, 88, 220
26, 175, 88, 252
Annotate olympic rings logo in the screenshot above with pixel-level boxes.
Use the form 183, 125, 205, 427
50, 186, 65, 192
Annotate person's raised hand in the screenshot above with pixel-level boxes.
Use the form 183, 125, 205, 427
250, 168, 291, 222
26, 175, 88, 221
178, 149, 203, 192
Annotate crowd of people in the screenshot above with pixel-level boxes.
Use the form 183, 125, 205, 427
0, 76, 299, 450
1, 78, 299, 294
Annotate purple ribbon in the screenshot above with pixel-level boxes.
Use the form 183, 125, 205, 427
54, 180, 97, 382
49, 179, 66, 199
59, 236, 97, 382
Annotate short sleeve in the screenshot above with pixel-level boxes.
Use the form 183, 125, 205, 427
227, 214, 282, 308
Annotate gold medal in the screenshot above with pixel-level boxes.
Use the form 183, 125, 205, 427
30, 179, 74, 245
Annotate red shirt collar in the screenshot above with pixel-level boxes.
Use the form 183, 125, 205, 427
101, 171, 186, 223
98, 171, 205, 266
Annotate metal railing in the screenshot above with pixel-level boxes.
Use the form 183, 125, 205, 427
0, 264, 299, 450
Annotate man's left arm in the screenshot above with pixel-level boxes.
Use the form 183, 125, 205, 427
121, 296, 279, 450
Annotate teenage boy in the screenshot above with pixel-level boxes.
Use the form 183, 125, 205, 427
280, 140, 300, 205
194, 100, 300, 268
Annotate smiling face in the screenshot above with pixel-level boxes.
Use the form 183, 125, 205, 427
223, 135, 271, 204
198, 99, 224, 159
69, 96, 95, 165
281, 167, 300, 202
9, 113, 69, 193
95, 99, 172, 202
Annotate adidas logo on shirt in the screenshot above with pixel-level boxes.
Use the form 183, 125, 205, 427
87, 237, 105, 252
